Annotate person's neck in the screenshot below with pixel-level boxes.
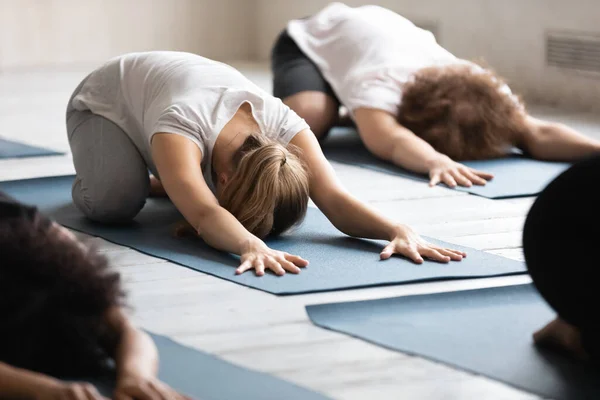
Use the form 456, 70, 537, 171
212, 103, 258, 174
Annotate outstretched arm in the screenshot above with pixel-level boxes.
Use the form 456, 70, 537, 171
519, 116, 600, 161
290, 129, 465, 263
151, 133, 308, 276
353, 108, 493, 188
152, 133, 262, 255
102, 307, 191, 400
0, 362, 108, 399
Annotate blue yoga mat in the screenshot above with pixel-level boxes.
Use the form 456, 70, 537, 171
0, 137, 63, 158
0, 175, 526, 295
323, 128, 571, 199
306, 284, 600, 400
66, 332, 329, 400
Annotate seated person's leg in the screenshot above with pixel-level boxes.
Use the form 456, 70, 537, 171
523, 155, 600, 361
67, 111, 150, 223
0, 197, 187, 399
271, 29, 340, 140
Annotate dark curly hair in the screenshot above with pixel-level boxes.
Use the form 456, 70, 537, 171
398, 63, 529, 160
0, 204, 125, 376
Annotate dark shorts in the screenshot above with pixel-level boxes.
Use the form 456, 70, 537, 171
271, 29, 340, 104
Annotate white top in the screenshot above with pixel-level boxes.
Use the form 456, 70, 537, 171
287, 2, 471, 116
71, 51, 308, 184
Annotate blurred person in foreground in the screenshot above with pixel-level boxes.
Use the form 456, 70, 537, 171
0, 192, 191, 400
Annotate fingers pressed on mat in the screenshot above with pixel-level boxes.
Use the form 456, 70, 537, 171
436, 248, 464, 261
252, 260, 265, 276
420, 247, 451, 263
379, 243, 395, 260
450, 170, 472, 187
266, 258, 285, 276
463, 169, 487, 185
471, 168, 494, 180
281, 259, 301, 273
441, 172, 457, 188
284, 252, 309, 267
406, 247, 424, 264
429, 173, 441, 187
236, 260, 253, 275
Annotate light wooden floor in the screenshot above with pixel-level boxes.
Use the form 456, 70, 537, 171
2, 63, 599, 400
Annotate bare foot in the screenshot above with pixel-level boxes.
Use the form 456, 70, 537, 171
149, 175, 168, 197
533, 317, 589, 361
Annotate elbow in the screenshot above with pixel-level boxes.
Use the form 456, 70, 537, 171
520, 121, 557, 159
192, 205, 223, 235
362, 133, 395, 162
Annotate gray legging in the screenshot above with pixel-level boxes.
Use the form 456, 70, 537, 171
66, 80, 150, 223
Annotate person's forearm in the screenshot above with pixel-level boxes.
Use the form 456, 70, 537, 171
167, 179, 262, 255
523, 118, 600, 161
114, 323, 159, 383
388, 129, 444, 174
195, 206, 262, 255
317, 189, 400, 241
354, 108, 446, 174
0, 362, 59, 399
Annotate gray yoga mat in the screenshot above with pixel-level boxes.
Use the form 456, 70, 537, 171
306, 284, 600, 400
0, 137, 63, 158
0, 175, 526, 295
66, 332, 329, 400
322, 128, 571, 199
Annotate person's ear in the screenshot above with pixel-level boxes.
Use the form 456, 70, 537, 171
219, 172, 230, 187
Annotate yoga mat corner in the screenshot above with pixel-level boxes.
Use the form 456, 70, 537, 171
305, 284, 600, 400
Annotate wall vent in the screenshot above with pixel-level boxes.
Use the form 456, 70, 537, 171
546, 31, 600, 73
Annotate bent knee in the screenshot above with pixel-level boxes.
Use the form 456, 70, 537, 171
284, 92, 339, 139
72, 177, 149, 224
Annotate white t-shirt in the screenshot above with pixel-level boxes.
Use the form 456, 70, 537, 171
287, 2, 471, 116
71, 51, 308, 185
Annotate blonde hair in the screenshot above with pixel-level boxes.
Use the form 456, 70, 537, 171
219, 133, 310, 239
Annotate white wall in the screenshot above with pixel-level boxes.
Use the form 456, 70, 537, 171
2, 0, 599, 111
0, 0, 255, 70
255, 0, 600, 112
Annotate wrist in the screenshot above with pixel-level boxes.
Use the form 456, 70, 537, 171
115, 328, 158, 386
27, 375, 63, 400
386, 224, 404, 241
424, 153, 449, 170
239, 236, 265, 254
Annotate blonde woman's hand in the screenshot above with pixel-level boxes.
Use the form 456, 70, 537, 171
380, 224, 466, 264
428, 155, 493, 188
236, 239, 309, 276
